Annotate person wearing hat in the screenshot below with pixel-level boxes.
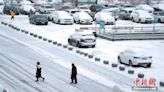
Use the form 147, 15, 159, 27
71, 63, 77, 84
36, 62, 45, 82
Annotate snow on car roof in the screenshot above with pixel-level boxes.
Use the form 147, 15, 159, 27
123, 49, 151, 56
138, 4, 154, 10
153, 4, 164, 10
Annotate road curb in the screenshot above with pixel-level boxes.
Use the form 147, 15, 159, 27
160, 81, 164, 87
95, 57, 100, 61
111, 63, 118, 68
103, 60, 109, 64
128, 70, 134, 74
119, 66, 125, 71
138, 73, 144, 78
88, 55, 93, 58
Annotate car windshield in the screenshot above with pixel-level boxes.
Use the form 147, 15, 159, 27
71, 11, 80, 13
79, 7, 88, 9
108, 5, 117, 8
45, 5, 53, 8
124, 5, 134, 8
82, 34, 93, 36
35, 15, 46, 20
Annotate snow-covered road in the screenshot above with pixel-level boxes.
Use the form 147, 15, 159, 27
0, 26, 118, 92
1, 15, 164, 92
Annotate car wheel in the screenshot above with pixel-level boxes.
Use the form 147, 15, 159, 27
76, 41, 81, 48
52, 18, 55, 23
58, 20, 60, 24
129, 60, 133, 66
131, 17, 134, 22
139, 19, 142, 23
118, 56, 122, 64
158, 19, 161, 23
92, 45, 95, 48
147, 63, 151, 68
78, 20, 81, 24
68, 39, 71, 45
45, 22, 48, 25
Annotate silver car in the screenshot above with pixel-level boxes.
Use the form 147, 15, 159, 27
68, 29, 96, 48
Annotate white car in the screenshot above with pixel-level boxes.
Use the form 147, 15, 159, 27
0, 3, 4, 14
118, 49, 152, 67
20, 5, 35, 15
130, 10, 154, 23
135, 4, 154, 13
19, 0, 32, 5
65, 8, 80, 16
78, 5, 91, 13
50, 11, 73, 25
153, 11, 164, 23
39, 5, 55, 13
73, 12, 93, 24
94, 12, 115, 25
68, 29, 96, 48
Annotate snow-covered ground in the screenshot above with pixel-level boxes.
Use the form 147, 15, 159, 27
1, 15, 164, 91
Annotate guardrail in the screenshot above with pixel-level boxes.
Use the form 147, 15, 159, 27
79, 26, 164, 41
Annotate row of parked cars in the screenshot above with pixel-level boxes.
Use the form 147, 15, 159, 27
29, 10, 116, 25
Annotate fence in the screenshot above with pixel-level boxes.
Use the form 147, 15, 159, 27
79, 26, 164, 41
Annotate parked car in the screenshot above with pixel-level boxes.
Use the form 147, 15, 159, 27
0, 3, 4, 14
94, 12, 115, 25
73, 12, 93, 24
20, 5, 35, 15
135, 4, 154, 13
119, 4, 135, 20
39, 5, 55, 13
119, 8, 134, 20
101, 8, 119, 20
78, 4, 91, 13
3, 5, 19, 15
50, 11, 73, 24
130, 10, 154, 23
68, 29, 96, 48
153, 11, 164, 23
19, 0, 32, 5
29, 15, 48, 25
65, 8, 80, 16
119, 4, 135, 9
153, 4, 164, 12
90, 4, 104, 13
118, 49, 152, 67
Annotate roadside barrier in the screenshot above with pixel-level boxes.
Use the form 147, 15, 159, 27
111, 63, 118, 68
103, 60, 109, 64
128, 70, 134, 74
138, 73, 144, 78
95, 57, 100, 61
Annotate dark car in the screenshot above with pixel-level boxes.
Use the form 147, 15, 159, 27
29, 15, 48, 25
90, 4, 104, 12
3, 5, 19, 15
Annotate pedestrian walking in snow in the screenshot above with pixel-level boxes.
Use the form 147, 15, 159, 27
71, 63, 77, 84
36, 62, 45, 82
10, 10, 15, 20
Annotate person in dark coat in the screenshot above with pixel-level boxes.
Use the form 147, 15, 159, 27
71, 63, 77, 84
36, 62, 44, 82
